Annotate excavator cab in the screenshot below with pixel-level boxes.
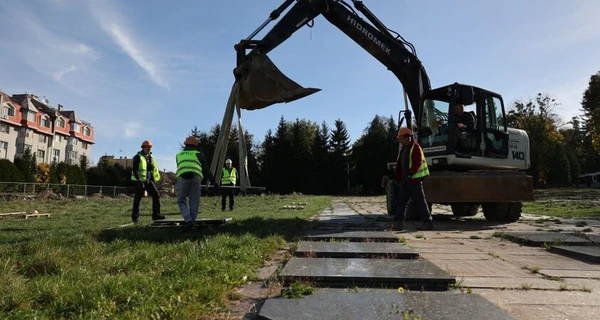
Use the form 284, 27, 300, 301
233, 52, 321, 110
416, 83, 525, 170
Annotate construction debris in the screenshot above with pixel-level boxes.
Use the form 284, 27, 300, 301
281, 205, 305, 210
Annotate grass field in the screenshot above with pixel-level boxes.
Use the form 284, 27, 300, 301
524, 188, 600, 219
0, 194, 330, 319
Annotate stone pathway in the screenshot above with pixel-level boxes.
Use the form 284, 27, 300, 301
251, 200, 517, 320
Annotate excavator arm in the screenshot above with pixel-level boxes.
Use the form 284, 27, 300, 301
234, 0, 431, 120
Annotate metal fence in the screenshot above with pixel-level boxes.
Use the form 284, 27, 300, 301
0, 182, 133, 198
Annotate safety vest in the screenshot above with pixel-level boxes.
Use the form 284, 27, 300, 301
221, 167, 237, 185
409, 143, 430, 179
175, 150, 203, 179
131, 152, 161, 182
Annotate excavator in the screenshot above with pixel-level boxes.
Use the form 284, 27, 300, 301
232, 0, 534, 222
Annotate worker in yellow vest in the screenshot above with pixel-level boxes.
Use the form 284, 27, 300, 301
175, 136, 219, 231
131, 140, 165, 223
393, 127, 433, 230
221, 158, 237, 211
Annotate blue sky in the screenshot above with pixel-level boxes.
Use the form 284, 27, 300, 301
1, 0, 598, 172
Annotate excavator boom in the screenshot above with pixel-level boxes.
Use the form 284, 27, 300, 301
234, 0, 431, 113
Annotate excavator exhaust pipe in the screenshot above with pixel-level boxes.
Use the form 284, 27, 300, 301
234, 54, 321, 110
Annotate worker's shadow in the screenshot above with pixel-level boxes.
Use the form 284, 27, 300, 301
95, 216, 321, 244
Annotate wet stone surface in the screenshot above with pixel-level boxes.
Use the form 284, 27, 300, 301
498, 231, 592, 246
303, 230, 400, 242
279, 257, 454, 290
258, 289, 517, 320
549, 245, 600, 263
294, 241, 419, 259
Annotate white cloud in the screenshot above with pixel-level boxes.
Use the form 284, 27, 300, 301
53, 65, 77, 81
89, 1, 168, 89
124, 121, 142, 139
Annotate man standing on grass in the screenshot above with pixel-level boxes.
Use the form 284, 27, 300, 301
175, 136, 220, 232
220, 158, 237, 211
131, 140, 165, 224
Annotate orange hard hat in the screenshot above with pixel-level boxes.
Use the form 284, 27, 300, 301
141, 140, 153, 148
184, 136, 199, 146
398, 127, 413, 137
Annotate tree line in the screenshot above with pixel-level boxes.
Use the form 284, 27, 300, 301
1, 71, 599, 194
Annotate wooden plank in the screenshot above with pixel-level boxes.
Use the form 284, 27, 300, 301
23, 213, 51, 219
0, 212, 26, 217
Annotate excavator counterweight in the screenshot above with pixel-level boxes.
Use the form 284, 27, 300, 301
234, 54, 321, 110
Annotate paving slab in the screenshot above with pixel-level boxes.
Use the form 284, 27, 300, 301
408, 245, 481, 254
418, 253, 492, 260
428, 259, 533, 278
475, 288, 600, 306
549, 245, 600, 263
538, 269, 600, 279
462, 276, 580, 290
294, 241, 418, 259
258, 289, 516, 320
563, 278, 600, 291
279, 257, 454, 290
498, 231, 592, 246
303, 230, 400, 242
500, 253, 600, 270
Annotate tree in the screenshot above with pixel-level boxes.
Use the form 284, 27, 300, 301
311, 121, 331, 194
79, 155, 89, 171
581, 71, 600, 152
36, 163, 51, 183
330, 119, 351, 194
0, 159, 24, 182
507, 93, 565, 187
352, 115, 393, 195
14, 147, 37, 182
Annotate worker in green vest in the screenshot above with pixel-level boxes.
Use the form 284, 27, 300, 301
393, 127, 433, 230
131, 140, 165, 223
220, 158, 237, 211
175, 136, 219, 231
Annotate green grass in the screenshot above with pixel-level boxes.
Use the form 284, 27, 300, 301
0, 194, 330, 319
523, 188, 600, 219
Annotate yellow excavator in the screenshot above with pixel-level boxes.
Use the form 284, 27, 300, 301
233, 0, 534, 222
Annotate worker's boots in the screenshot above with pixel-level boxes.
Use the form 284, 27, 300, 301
416, 221, 434, 231
152, 214, 166, 221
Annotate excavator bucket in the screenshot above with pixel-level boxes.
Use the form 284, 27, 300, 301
235, 54, 321, 110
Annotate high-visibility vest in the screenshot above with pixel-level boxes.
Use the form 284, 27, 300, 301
131, 152, 161, 182
175, 150, 203, 179
409, 143, 430, 179
221, 167, 237, 185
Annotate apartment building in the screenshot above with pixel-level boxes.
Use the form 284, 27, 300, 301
0, 91, 95, 165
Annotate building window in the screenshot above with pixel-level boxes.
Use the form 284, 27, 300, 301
71, 123, 80, 132
84, 127, 90, 136
41, 116, 51, 128
53, 149, 60, 162
55, 135, 62, 142
0, 141, 7, 152
2, 104, 15, 117
0, 123, 8, 133
82, 142, 88, 149
58, 118, 65, 128
26, 111, 36, 122
24, 144, 32, 152
37, 149, 45, 160
20, 128, 32, 138
39, 135, 47, 143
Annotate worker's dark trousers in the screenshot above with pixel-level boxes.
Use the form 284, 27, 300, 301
131, 181, 161, 220
221, 183, 234, 211
393, 179, 432, 222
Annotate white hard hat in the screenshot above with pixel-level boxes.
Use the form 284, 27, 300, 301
225, 159, 232, 164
